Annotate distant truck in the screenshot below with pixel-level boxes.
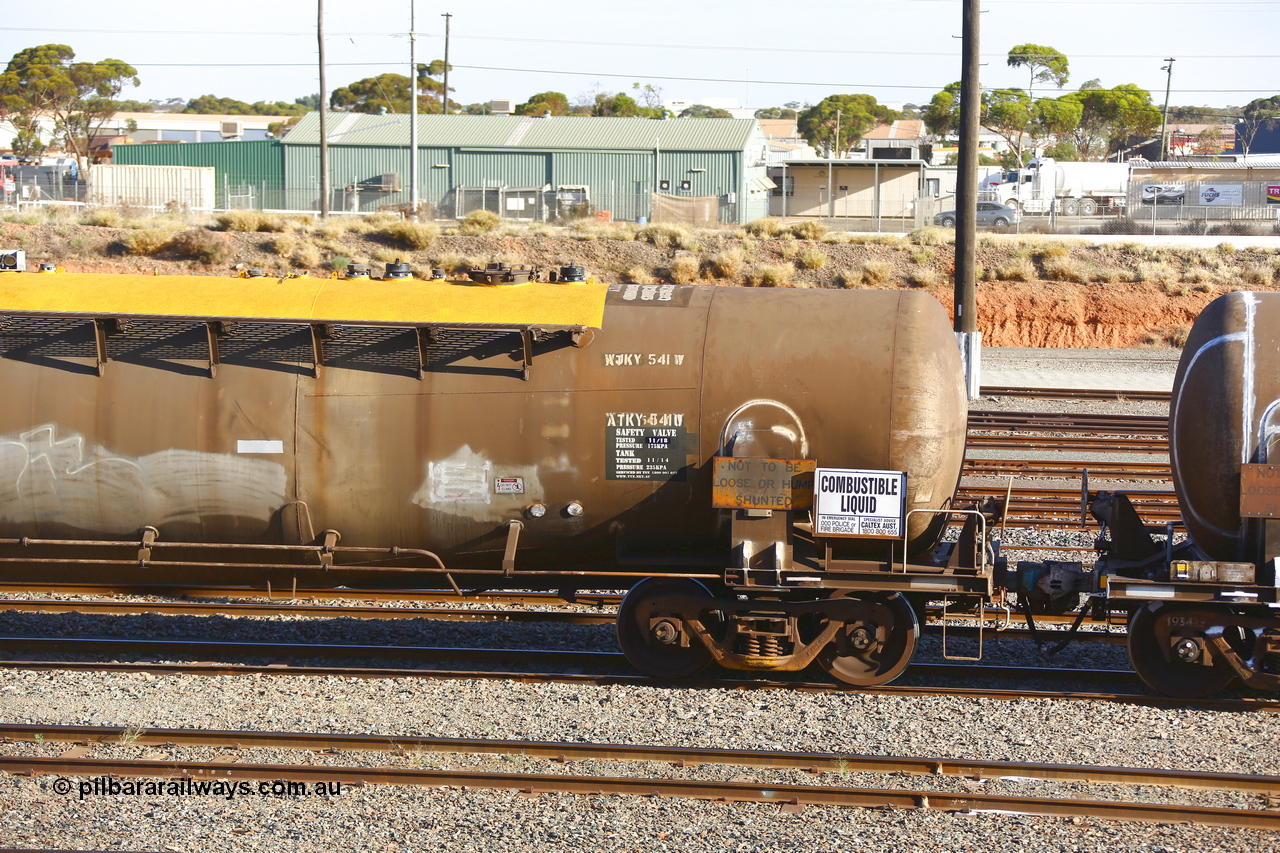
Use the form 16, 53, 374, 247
979, 157, 1130, 215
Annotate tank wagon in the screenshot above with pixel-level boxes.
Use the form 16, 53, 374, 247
1015, 290, 1280, 697
0, 268, 997, 684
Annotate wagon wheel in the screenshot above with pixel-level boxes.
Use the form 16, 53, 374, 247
1127, 602, 1244, 698
616, 577, 717, 679
817, 591, 919, 686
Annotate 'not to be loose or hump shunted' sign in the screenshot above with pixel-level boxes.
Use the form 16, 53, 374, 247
814, 468, 907, 539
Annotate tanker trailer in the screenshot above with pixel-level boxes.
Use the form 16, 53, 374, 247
0, 270, 982, 683
1093, 290, 1280, 696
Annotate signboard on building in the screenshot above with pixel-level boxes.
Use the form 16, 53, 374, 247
814, 468, 907, 539
1268, 185, 1280, 205
1199, 184, 1243, 206
1141, 184, 1185, 205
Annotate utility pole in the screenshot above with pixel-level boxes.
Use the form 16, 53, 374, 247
954, 0, 981, 399
1160, 58, 1176, 161
441, 13, 452, 115
409, 0, 419, 215
318, 0, 329, 218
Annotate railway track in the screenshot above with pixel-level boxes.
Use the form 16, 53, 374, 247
967, 411, 1167, 436
0, 597, 1128, 645
2, 723, 1274, 829
981, 387, 1172, 404
963, 458, 1171, 481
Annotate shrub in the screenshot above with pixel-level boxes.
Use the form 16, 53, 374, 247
372, 247, 401, 263
315, 220, 347, 240
789, 219, 828, 241
432, 252, 466, 274
1098, 218, 1140, 235
911, 248, 935, 264
798, 247, 827, 270
1216, 242, 1236, 255
330, 254, 351, 273
214, 211, 265, 232
80, 208, 123, 228
637, 222, 691, 248
459, 209, 502, 236
171, 228, 233, 264
779, 242, 799, 259
669, 254, 701, 285
568, 218, 612, 241
624, 266, 656, 285
709, 248, 746, 279
744, 218, 784, 238
122, 227, 174, 255
1037, 242, 1071, 260
380, 220, 440, 249
995, 258, 1036, 281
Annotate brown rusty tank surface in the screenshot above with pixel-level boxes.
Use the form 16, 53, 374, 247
0, 274, 965, 573
1171, 290, 1280, 564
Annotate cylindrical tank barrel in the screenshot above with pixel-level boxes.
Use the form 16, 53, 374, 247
1171, 290, 1280, 565
0, 279, 966, 569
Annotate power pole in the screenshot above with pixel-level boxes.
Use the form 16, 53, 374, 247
1160, 58, 1176, 161
441, 13, 452, 115
318, 0, 329, 218
409, 0, 419, 216
954, 0, 981, 399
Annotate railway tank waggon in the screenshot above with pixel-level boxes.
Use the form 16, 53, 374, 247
0, 267, 983, 685
1060, 290, 1280, 698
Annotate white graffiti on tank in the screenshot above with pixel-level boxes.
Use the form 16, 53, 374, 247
0, 425, 288, 535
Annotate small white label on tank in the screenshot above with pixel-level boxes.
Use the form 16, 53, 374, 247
238, 440, 284, 454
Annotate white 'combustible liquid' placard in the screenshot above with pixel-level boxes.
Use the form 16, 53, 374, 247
814, 468, 908, 539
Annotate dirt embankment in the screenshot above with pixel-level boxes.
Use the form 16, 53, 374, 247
2, 218, 1277, 348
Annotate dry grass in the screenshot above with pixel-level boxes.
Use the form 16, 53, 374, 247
372, 247, 402, 263
1242, 264, 1276, 286
214, 211, 290, 233
122, 227, 174, 255
907, 227, 952, 247
822, 232, 904, 246
432, 252, 466, 274
1037, 242, 1072, 260
314, 220, 347, 240
380, 221, 441, 250
789, 219, 828, 241
744, 218, 785, 238
751, 263, 797, 287
709, 247, 746, 279
1090, 265, 1131, 284
459, 209, 502, 236
669, 254, 701, 285
637, 222, 691, 248
1041, 256, 1086, 282
1136, 261, 1179, 285
292, 243, 323, 269
798, 247, 828, 270
80, 208, 124, 228
994, 258, 1037, 281
568, 218, 613, 240
858, 259, 894, 286
269, 233, 297, 256
171, 228, 232, 264
779, 242, 799, 259
835, 269, 863, 288
911, 247, 936, 264
624, 266, 656, 285
909, 266, 943, 287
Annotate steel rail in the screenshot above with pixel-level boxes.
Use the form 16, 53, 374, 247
3, 659, 1271, 712
980, 387, 1172, 404
967, 412, 1167, 436
963, 459, 1171, 481
2, 754, 1274, 829
966, 434, 1168, 452
2, 723, 1271, 795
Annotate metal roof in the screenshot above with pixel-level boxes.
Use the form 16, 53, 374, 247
281, 112, 762, 152
1130, 157, 1280, 169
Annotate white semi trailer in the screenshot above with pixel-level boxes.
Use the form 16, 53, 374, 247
980, 158, 1131, 215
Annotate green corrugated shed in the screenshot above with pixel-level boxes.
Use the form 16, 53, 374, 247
280, 113, 771, 223
111, 139, 286, 208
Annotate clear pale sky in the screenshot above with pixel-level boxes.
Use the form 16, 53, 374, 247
1, 0, 1275, 115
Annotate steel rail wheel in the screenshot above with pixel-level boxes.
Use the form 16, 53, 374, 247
616, 577, 717, 679
817, 591, 919, 687
1128, 602, 1242, 698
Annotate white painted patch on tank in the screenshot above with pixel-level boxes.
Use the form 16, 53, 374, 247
0, 425, 286, 535
1171, 331, 1246, 539
414, 445, 544, 522
237, 440, 284, 454
1243, 291, 1258, 465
